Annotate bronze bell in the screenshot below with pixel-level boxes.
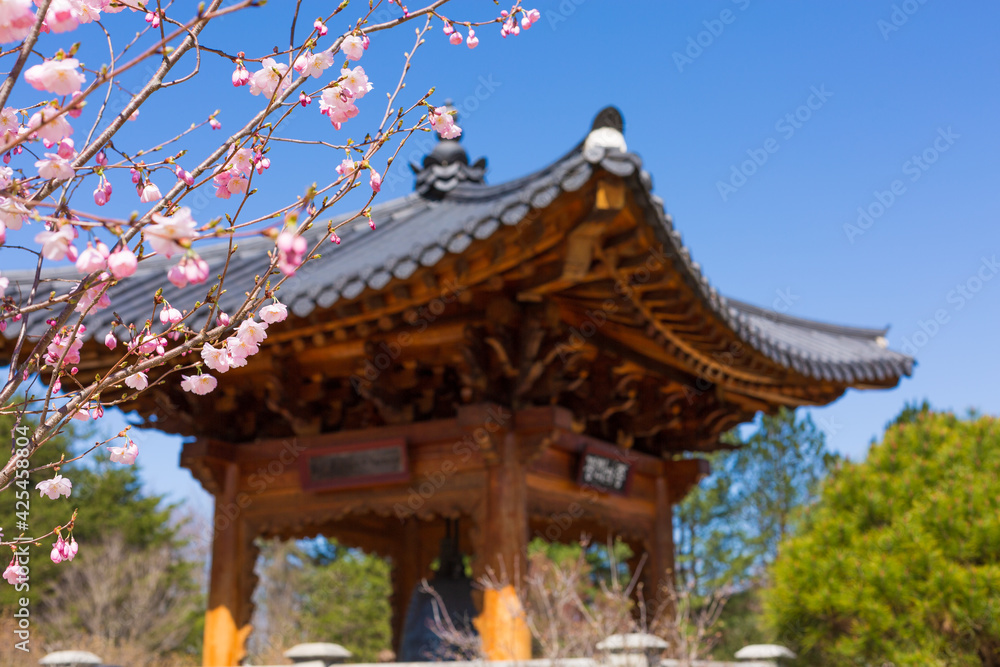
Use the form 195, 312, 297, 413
399, 520, 479, 661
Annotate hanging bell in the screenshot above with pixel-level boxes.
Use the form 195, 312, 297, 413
399, 520, 479, 661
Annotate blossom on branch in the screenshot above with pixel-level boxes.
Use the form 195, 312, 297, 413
180, 373, 217, 395
36, 474, 72, 500
24, 57, 86, 95
249, 57, 291, 98
108, 439, 139, 464
147, 207, 197, 258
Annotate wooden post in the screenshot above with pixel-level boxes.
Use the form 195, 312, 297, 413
473, 431, 531, 661
391, 518, 422, 654
648, 474, 675, 615
203, 462, 252, 666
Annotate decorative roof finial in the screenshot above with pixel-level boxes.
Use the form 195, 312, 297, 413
411, 98, 487, 198
585, 106, 627, 153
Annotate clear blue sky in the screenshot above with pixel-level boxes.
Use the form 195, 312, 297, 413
13, 1, 997, 510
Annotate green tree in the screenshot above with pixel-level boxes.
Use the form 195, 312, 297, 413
250, 537, 393, 663
674, 407, 837, 656
0, 415, 203, 660
765, 409, 1000, 666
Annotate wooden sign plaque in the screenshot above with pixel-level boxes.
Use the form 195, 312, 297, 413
300, 438, 409, 491
577, 448, 633, 495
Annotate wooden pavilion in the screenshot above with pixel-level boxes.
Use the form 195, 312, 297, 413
5, 107, 912, 665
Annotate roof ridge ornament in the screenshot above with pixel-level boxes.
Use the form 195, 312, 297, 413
411, 99, 487, 199
585, 105, 627, 156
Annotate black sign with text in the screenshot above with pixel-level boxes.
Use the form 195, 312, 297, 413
578, 451, 632, 495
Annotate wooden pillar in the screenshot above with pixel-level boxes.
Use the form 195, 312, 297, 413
647, 475, 675, 615
203, 462, 252, 666
391, 518, 422, 654
473, 431, 531, 661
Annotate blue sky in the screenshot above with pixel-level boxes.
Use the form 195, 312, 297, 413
7, 1, 997, 510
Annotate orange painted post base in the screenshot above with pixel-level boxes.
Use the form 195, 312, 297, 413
202, 606, 251, 666
475, 585, 531, 661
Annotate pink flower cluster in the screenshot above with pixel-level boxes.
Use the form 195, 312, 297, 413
50, 535, 79, 564
45, 325, 84, 367
276, 229, 307, 275
429, 106, 461, 139
319, 65, 372, 130
1, 0, 141, 45
183, 302, 287, 396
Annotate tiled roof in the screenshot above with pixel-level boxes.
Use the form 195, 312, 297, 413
3, 108, 913, 385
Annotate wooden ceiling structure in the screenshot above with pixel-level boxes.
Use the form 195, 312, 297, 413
2, 107, 912, 666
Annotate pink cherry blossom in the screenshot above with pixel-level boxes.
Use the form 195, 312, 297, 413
429, 106, 462, 140
159, 304, 182, 324
217, 312, 231, 327
75, 241, 108, 273
276, 229, 307, 275
0, 197, 28, 231
467, 29, 479, 48
369, 168, 381, 192
237, 318, 268, 346
147, 207, 196, 258
139, 181, 162, 203
314, 18, 328, 36
209, 117, 221, 130
36, 474, 72, 499
335, 158, 356, 176
107, 247, 137, 278
35, 153, 75, 180
449, 30, 462, 45
319, 87, 359, 129
232, 63, 250, 86
294, 50, 334, 78
226, 335, 258, 360
181, 373, 217, 395
108, 438, 139, 464
299, 91, 312, 106
0, 106, 18, 138
443, 21, 454, 35
24, 57, 86, 95
249, 57, 290, 98
341, 34, 366, 61
46, 327, 84, 365
0, 0, 35, 45
50, 538, 64, 564
35, 227, 76, 261
75, 279, 111, 313
104, 331, 117, 349
175, 166, 194, 186
201, 342, 231, 373
342, 65, 372, 99
93, 185, 107, 206
330, 231, 341, 245
124, 371, 147, 391
229, 147, 254, 177
57, 137, 76, 159
3, 559, 27, 585
183, 255, 210, 284
259, 302, 288, 323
